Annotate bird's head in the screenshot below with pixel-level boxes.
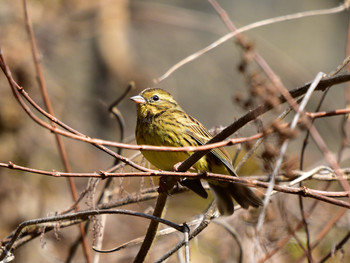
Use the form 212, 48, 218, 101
130, 88, 181, 120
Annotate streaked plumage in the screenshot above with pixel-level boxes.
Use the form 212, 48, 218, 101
130, 88, 262, 215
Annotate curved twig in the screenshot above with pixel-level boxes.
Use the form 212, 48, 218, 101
0, 209, 185, 261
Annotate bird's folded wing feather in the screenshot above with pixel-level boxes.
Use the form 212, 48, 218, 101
184, 115, 238, 177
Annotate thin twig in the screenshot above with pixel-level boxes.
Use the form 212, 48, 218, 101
0, 52, 150, 172
88, 83, 132, 263
236, 102, 295, 173
0, 209, 185, 261
0, 54, 349, 154
319, 230, 350, 262
21, 1, 90, 261
255, 72, 325, 261
298, 190, 313, 263
2, 161, 350, 198
183, 223, 190, 263
155, 3, 347, 83
258, 190, 321, 263
1, 189, 165, 253
298, 77, 334, 263
212, 220, 243, 263
93, 207, 205, 254
296, 208, 347, 263
337, 22, 350, 165
174, 72, 350, 178
133, 191, 169, 263
155, 202, 217, 263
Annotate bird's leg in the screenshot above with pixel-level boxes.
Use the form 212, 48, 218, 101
159, 162, 192, 195
173, 161, 189, 187
173, 161, 185, 172
158, 175, 178, 196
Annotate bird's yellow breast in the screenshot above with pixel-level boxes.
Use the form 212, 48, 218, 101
140, 149, 191, 171
136, 125, 209, 172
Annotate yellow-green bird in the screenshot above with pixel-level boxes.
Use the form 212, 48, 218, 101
131, 88, 262, 215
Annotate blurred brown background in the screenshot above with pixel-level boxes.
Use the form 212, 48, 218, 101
0, 0, 349, 262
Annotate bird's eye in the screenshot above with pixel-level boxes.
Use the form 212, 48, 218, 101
152, 95, 159, 101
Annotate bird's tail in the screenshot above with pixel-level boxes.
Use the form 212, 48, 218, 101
209, 182, 263, 215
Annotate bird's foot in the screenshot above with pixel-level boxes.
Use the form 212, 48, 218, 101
158, 175, 178, 195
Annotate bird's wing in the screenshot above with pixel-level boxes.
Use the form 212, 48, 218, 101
184, 115, 238, 177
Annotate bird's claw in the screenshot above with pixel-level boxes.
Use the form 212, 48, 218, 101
158, 175, 179, 195
173, 162, 183, 172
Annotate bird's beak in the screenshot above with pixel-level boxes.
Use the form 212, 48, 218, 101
130, 95, 146, 104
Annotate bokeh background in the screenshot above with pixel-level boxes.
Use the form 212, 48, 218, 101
0, 0, 349, 262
